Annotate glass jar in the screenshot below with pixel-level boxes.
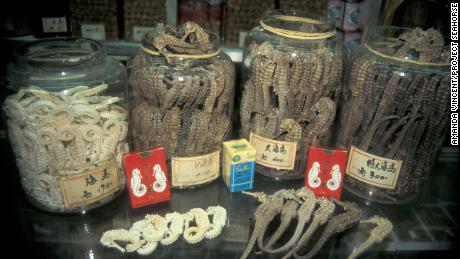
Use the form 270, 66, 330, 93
336, 26, 450, 204
3, 38, 129, 213
240, 10, 343, 181
129, 22, 235, 189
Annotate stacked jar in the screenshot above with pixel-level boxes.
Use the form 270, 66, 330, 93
240, 10, 343, 181
129, 22, 235, 188
336, 27, 450, 204
3, 38, 129, 213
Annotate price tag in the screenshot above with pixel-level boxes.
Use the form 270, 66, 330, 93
81, 24, 106, 40
249, 132, 297, 170
42, 17, 67, 33
345, 146, 402, 189
171, 151, 220, 187
59, 158, 119, 208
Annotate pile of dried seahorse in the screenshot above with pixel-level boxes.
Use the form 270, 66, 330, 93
100, 205, 227, 255
3, 84, 128, 210
240, 187, 393, 259
337, 28, 450, 202
240, 41, 342, 180
129, 22, 234, 158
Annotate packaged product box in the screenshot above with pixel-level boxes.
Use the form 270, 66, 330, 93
223, 139, 256, 192
305, 146, 348, 200
123, 147, 171, 208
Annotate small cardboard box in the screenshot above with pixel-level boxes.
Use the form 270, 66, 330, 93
223, 139, 256, 192
123, 147, 171, 208
305, 146, 348, 200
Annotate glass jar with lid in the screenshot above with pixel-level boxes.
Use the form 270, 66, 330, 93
239, 10, 343, 181
129, 22, 235, 189
2, 37, 129, 213
336, 26, 450, 204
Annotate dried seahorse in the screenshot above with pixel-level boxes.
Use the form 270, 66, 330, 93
263, 199, 300, 249
69, 84, 108, 98
274, 52, 289, 118
203, 72, 221, 113
347, 216, 393, 259
261, 61, 277, 114
100, 229, 141, 253
259, 110, 279, 139
143, 214, 168, 242
279, 119, 302, 142
300, 53, 324, 118
240, 80, 256, 137
161, 212, 184, 245
182, 21, 213, 51
212, 59, 235, 113
164, 78, 183, 109
67, 127, 86, 165
161, 107, 182, 157
21, 130, 49, 173
240, 189, 291, 259
206, 206, 227, 239
193, 112, 212, 154
302, 97, 336, 146
295, 201, 362, 259
184, 111, 204, 155
183, 75, 202, 109
360, 72, 402, 149
38, 127, 66, 171
251, 56, 267, 114
100, 120, 122, 160
193, 75, 211, 108
259, 187, 316, 255
183, 208, 210, 244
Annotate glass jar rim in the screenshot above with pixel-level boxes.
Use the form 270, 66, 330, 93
259, 9, 335, 40
12, 37, 105, 67
364, 26, 449, 66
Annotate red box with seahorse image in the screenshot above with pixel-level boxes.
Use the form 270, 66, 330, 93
123, 147, 171, 208
304, 146, 348, 200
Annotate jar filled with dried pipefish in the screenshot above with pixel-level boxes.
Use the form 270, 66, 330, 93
336, 27, 450, 204
240, 10, 343, 181
3, 38, 129, 213
129, 22, 235, 189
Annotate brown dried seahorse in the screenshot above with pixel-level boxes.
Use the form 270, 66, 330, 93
294, 201, 361, 259
279, 118, 302, 142
259, 187, 316, 254
240, 189, 290, 259
274, 52, 289, 118
302, 97, 336, 146
262, 199, 300, 250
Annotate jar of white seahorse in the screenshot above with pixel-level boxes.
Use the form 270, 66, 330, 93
129, 22, 235, 189
2, 38, 129, 213
240, 10, 343, 181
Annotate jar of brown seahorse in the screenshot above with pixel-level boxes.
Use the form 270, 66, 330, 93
335, 26, 450, 204
2, 38, 129, 213
128, 22, 235, 189
240, 10, 343, 181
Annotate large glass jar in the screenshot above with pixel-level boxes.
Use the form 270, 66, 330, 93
336, 27, 450, 204
3, 38, 129, 213
240, 10, 343, 181
129, 22, 235, 189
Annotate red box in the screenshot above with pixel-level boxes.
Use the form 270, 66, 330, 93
305, 146, 348, 200
123, 147, 171, 208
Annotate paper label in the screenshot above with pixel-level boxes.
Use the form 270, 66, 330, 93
171, 151, 220, 187
59, 158, 119, 208
133, 26, 155, 41
346, 146, 402, 189
249, 132, 297, 170
81, 24, 106, 40
42, 17, 67, 33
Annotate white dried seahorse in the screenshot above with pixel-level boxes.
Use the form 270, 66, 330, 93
161, 212, 184, 245
143, 214, 168, 242
308, 162, 321, 188
152, 164, 167, 192
131, 168, 147, 197
205, 206, 227, 239
100, 229, 141, 253
183, 208, 210, 244
129, 219, 149, 237
136, 240, 158, 256
327, 164, 342, 191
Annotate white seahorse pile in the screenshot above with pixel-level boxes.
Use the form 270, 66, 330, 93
100, 206, 227, 255
2, 84, 128, 210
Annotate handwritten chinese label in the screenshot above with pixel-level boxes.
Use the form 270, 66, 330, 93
171, 151, 220, 187
346, 146, 403, 189
249, 132, 297, 170
59, 158, 119, 208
